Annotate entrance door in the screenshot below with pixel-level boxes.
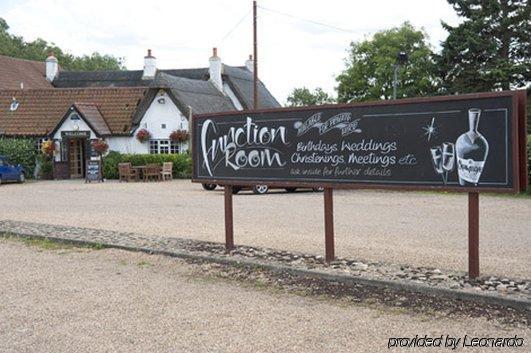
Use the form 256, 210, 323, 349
69, 138, 85, 178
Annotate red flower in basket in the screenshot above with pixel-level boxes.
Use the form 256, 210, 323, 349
41, 140, 55, 156
92, 139, 109, 155
136, 128, 151, 142
169, 129, 189, 143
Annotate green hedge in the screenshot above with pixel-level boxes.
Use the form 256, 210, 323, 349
103, 151, 192, 179
0, 138, 37, 178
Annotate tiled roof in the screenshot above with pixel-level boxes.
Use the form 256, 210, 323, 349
74, 103, 111, 135
0, 55, 53, 89
0, 87, 147, 136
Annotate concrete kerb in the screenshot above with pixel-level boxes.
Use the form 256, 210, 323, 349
2, 231, 529, 312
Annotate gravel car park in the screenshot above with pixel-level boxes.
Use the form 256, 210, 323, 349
0, 179, 529, 278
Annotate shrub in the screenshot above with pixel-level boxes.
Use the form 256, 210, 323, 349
103, 151, 192, 179
37, 154, 53, 179
0, 138, 37, 178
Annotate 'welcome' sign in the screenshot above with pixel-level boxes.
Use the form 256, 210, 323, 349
192, 91, 527, 193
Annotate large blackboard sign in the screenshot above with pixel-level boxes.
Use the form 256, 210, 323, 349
192, 92, 527, 192
85, 160, 103, 183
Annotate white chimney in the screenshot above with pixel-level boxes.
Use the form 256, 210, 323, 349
209, 47, 223, 91
45, 52, 58, 82
142, 49, 157, 79
245, 54, 254, 72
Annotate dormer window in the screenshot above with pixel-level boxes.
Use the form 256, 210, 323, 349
10, 98, 19, 111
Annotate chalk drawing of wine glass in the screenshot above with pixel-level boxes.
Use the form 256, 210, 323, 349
430, 146, 445, 183
441, 142, 455, 184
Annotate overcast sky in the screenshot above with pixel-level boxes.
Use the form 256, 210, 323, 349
0, 0, 460, 104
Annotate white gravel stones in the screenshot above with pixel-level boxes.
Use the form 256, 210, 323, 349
0, 179, 530, 278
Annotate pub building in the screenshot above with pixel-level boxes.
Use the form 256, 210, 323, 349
0, 49, 280, 179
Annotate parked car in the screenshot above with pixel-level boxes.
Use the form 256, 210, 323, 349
0, 156, 25, 185
201, 183, 323, 195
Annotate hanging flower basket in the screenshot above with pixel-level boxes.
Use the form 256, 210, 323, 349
41, 140, 55, 156
169, 129, 189, 143
92, 139, 109, 155
136, 128, 151, 142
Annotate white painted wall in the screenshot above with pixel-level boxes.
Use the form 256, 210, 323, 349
106, 136, 147, 154
52, 111, 97, 161
106, 92, 190, 154
53, 111, 97, 140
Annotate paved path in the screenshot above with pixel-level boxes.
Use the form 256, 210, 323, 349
0, 180, 529, 277
0, 239, 528, 353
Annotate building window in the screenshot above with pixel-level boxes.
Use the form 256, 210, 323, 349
159, 140, 169, 154
60, 140, 68, 161
161, 123, 166, 129
35, 138, 46, 153
170, 141, 179, 154
70, 113, 80, 120
149, 140, 159, 154
149, 139, 180, 154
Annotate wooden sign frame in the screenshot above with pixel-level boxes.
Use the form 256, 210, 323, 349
191, 91, 528, 279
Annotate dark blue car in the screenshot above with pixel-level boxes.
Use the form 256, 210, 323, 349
0, 156, 25, 185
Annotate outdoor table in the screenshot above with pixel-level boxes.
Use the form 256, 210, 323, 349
131, 165, 146, 181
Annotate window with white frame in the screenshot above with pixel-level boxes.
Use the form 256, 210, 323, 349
149, 140, 159, 154
170, 141, 179, 154
159, 140, 169, 154
149, 139, 180, 154
35, 138, 46, 153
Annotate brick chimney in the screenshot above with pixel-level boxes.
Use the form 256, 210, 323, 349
209, 47, 223, 91
45, 51, 58, 82
142, 49, 157, 79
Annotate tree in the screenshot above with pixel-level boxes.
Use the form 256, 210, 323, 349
438, 0, 530, 93
0, 17, 125, 71
335, 22, 438, 103
286, 87, 335, 106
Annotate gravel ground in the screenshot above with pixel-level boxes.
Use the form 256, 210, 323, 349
0, 239, 528, 353
0, 180, 529, 278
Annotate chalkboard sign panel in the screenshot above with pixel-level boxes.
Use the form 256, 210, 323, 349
192, 92, 526, 193
85, 160, 102, 183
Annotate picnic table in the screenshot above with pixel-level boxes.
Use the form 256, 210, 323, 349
118, 162, 172, 182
